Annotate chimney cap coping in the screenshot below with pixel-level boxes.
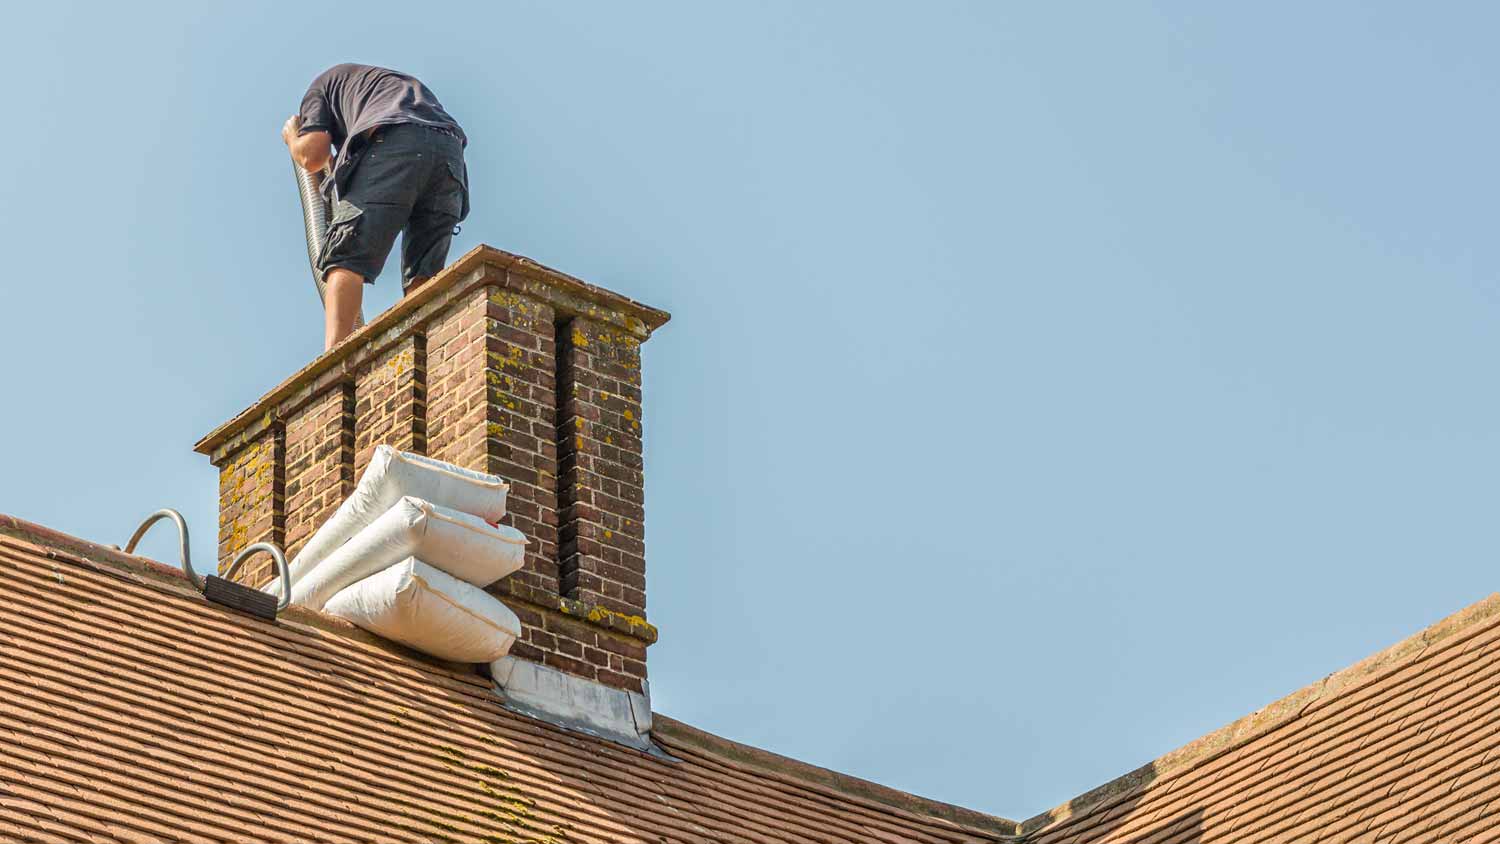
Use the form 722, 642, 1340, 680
193, 244, 670, 460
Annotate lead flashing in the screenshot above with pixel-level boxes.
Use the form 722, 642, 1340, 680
490, 655, 658, 753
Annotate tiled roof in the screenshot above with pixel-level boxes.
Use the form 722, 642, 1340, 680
1018, 591, 1500, 842
7, 508, 1500, 844
0, 515, 1015, 844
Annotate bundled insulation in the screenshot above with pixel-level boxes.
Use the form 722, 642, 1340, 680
323, 558, 522, 662
290, 496, 525, 611
286, 446, 510, 588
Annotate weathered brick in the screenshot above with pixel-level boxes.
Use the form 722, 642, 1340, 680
199, 250, 666, 690
354, 334, 426, 476
597, 635, 648, 662
508, 641, 545, 664
429, 287, 562, 597
596, 669, 640, 692
214, 428, 284, 586
284, 385, 355, 561
556, 316, 650, 619
543, 651, 596, 680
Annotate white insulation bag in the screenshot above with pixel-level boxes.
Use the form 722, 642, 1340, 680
323, 558, 522, 663
289, 496, 527, 611
286, 446, 510, 586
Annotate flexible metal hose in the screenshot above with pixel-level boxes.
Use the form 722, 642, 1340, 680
291, 154, 364, 327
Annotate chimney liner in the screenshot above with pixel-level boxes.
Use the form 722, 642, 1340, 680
291, 155, 364, 327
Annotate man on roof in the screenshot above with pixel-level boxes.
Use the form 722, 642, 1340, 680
282, 63, 470, 350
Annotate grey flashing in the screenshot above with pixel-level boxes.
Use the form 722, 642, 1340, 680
490, 656, 669, 757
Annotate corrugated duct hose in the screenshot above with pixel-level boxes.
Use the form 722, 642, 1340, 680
291, 155, 364, 327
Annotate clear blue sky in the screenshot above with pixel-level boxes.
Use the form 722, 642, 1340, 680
3, 1, 1498, 821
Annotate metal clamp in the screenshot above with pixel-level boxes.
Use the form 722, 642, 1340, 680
223, 543, 292, 612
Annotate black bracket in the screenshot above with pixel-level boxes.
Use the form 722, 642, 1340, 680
218, 543, 292, 619
203, 575, 280, 621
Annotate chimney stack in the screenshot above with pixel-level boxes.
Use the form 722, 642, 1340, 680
195, 246, 669, 700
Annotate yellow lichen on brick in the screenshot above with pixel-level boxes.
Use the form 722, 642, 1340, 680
557, 598, 657, 637
487, 290, 529, 312
486, 348, 526, 371
385, 347, 414, 378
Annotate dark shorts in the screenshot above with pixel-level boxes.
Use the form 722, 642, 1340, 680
317, 123, 469, 290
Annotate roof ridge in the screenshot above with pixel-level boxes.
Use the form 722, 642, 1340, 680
1017, 589, 1500, 836
652, 714, 1020, 838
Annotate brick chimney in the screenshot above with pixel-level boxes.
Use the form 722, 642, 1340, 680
195, 246, 669, 698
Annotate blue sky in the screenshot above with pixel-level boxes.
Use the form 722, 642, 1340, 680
3, 1, 1498, 820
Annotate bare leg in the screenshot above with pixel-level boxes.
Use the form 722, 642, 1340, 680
324, 268, 365, 350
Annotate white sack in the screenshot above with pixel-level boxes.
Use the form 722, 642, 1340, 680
289, 496, 527, 611
285, 446, 509, 587
323, 558, 521, 663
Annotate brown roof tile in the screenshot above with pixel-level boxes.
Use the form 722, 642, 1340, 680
11, 507, 1500, 843
0, 516, 1016, 844
1020, 591, 1500, 843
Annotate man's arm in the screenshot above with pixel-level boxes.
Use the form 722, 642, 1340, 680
282, 115, 333, 172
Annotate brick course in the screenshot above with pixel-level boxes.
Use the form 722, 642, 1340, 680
558, 317, 648, 617
198, 246, 669, 691
214, 429, 283, 586
283, 384, 355, 563
354, 334, 426, 478
484, 290, 561, 596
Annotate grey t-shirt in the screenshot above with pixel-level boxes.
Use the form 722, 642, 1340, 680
297, 63, 466, 196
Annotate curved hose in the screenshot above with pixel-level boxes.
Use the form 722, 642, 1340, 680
291, 154, 363, 327
119, 510, 290, 614
223, 543, 292, 612
121, 508, 201, 591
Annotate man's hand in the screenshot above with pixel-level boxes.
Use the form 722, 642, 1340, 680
281, 114, 302, 147
284, 114, 333, 173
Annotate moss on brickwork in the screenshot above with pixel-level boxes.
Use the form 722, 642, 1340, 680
487, 348, 526, 372
487, 289, 535, 315
384, 346, 414, 379
217, 436, 278, 571
558, 596, 656, 639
